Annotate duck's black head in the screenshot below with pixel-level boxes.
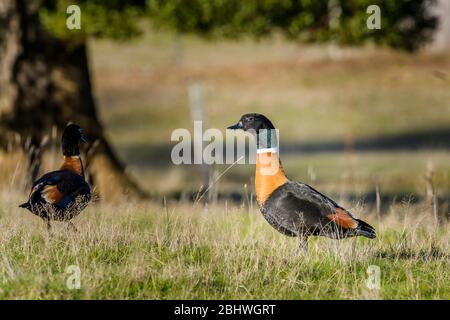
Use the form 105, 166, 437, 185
61, 124, 86, 156
227, 113, 275, 132
227, 113, 277, 149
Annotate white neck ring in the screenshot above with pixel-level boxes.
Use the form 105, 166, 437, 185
256, 147, 278, 154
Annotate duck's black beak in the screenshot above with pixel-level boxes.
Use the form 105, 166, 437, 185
227, 122, 243, 130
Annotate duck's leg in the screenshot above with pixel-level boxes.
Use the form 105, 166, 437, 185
296, 235, 309, 256
45, 219, 52, 232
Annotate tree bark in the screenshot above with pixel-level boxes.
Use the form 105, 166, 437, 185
0, 0, 149, 199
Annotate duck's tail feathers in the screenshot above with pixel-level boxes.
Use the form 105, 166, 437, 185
19, 202, 31, 211
356, 219, 376, 239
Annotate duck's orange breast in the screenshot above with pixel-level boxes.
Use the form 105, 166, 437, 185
255, 152, 288, 206
60, 156, 84, 176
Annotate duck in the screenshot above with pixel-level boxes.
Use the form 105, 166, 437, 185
19, 124, 91, 231
227, 113, 376, 253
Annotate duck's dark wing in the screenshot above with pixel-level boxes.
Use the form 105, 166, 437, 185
262, 182, 375, 238
22, 170, 90, 210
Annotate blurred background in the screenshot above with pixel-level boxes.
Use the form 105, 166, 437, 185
0, 0, 449, 218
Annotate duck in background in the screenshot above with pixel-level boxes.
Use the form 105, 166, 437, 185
20, 124, 91, 231
227, 113, 376, 253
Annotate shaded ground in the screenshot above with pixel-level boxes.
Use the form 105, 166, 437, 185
116, 127, 450, 168
283, 127, 450, 153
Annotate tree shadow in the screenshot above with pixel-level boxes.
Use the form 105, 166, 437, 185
282, 127, 450, 154
117, 127, 450, 168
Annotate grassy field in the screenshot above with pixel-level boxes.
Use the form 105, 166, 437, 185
0, 193, 448, 299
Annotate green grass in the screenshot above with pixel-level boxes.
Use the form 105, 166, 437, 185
0, 196, 448, 299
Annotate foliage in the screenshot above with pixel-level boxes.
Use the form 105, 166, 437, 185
336, 0, 438, 51
40, 0, 438, 51
40, 0, 146, 40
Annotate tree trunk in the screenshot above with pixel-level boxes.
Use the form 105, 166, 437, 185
0, 0, 149, 200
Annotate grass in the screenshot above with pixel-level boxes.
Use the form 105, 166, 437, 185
0, 194, 448, 299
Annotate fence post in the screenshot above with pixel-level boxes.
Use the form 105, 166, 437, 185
188, 81, 211, 199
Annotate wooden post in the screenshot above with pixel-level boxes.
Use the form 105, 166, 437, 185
375, 182, 381, 224
425, 159, 438, 225
188, 81, 211, 199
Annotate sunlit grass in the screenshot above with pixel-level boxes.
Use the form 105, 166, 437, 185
0, 193, 448, 299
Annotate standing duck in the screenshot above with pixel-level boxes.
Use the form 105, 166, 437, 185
227, 113, 376, 253
20, 124, 91, 231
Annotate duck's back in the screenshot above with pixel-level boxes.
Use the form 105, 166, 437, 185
261, 181, 365, 238
23, 170, 91, 220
